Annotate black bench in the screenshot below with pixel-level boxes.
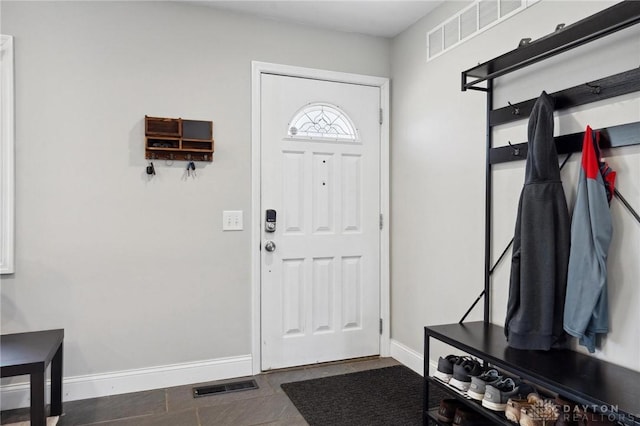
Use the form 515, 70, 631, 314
1, 329, 64, 426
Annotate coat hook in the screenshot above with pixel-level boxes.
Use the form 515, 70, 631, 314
508, 141, 520, 156
518, 38, 532, 48
586, 82, 601, 94
508, 102, 520, 115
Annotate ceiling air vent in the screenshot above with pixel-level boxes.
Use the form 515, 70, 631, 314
427, 0, 540, 61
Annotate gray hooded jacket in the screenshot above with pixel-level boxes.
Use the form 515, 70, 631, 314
505, 91, 570, 350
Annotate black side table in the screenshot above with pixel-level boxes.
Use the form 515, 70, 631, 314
1, 329, 64, 426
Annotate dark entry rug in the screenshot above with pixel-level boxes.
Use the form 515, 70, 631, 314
281, 365, 448, 426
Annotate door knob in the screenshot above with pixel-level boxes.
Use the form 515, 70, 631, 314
264, 240, 276, 252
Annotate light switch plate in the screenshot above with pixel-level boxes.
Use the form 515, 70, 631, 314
223, 210, 243, 231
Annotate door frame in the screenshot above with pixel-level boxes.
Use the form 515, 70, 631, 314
251, 61, 390, 374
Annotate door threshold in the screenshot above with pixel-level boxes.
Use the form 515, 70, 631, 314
262, 355, 383, 374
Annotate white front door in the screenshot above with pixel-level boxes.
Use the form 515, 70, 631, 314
260, 73, 381, 370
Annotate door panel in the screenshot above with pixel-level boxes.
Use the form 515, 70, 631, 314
260, 74, 380, 370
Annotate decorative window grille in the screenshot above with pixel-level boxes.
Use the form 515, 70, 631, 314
427, 0, 540, 61
287, 103, 358, 142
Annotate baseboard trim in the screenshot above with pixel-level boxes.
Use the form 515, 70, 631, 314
390, 339, 437, 377
0, 355, 252, 411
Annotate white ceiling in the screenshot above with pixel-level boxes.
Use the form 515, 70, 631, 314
182, 1, 445, 38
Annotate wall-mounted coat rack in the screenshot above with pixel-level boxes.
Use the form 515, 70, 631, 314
490, 68, 640, 127
459, 0, 640, 326
422, 5, 640, 426
490, 121, 640, 164
145, 115, 214, 162
461, 1, 640, 91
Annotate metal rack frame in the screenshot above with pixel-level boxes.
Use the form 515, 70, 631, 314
461, 1, 640, 91
423, 322, 640, 425
458, 0, 640, 325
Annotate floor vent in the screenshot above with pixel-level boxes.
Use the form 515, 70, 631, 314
193, 379, 259, 398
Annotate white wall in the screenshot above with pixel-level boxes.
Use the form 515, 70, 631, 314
2, 0, 638, 407
0, 0, 390, 399
391, 0, 640, 371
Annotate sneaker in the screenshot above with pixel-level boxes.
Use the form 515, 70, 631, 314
467, 368, 501, 400
482, 377, 536, 411
504, 393, 541, 423
435, 354, 460, 383
437, 398, 464, 423
450, 358, 484, 392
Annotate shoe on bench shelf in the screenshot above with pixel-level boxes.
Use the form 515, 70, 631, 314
450, 357, 484, 392
519, 398, 560, 426
468, 368, 502, 401
504, 393, 541, 423
437, 398, 465, 423
452, 406, 486, 426
435, 354, 460, 383
482, 377, 537, 412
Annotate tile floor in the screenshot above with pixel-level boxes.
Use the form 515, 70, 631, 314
1, 357, 401, 426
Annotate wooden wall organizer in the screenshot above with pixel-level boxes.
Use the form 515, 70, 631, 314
145, 116, 214, 162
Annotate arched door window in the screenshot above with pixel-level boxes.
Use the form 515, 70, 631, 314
287, 103, 358, 142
